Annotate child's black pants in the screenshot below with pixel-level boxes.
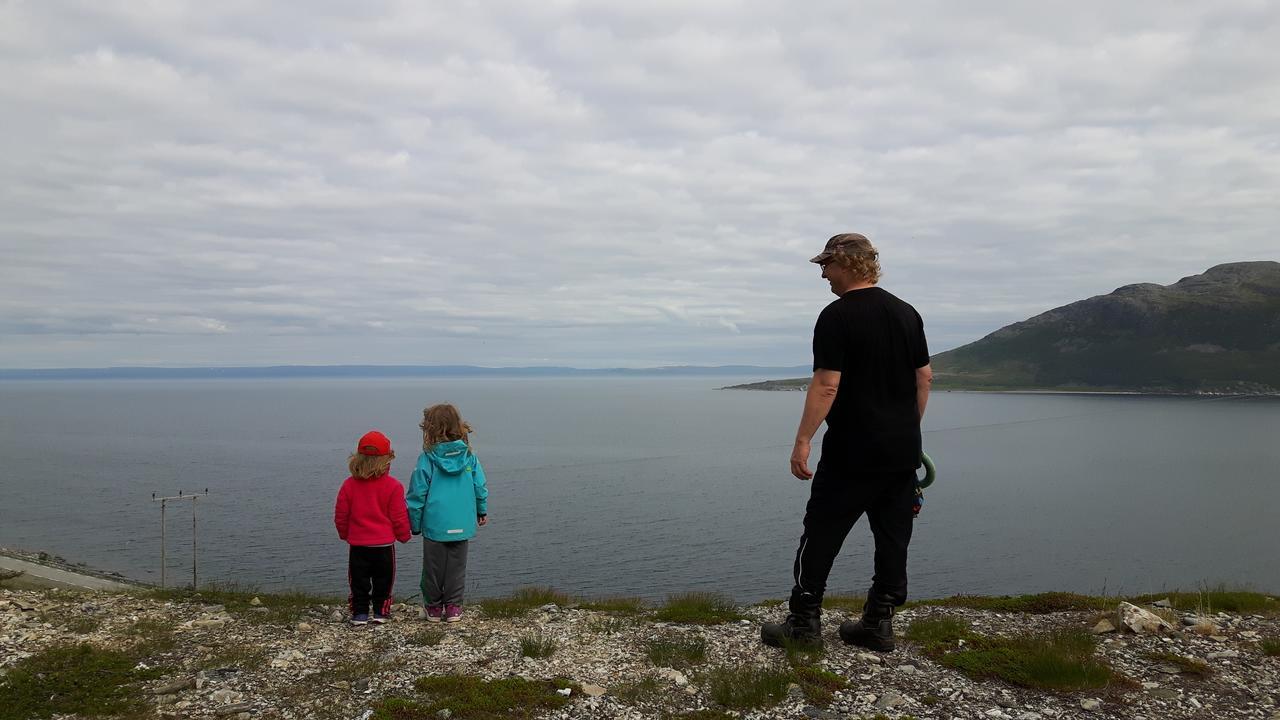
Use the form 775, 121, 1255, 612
348, 545, 396, 616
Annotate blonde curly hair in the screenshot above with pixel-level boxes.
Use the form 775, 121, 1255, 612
420, 403, 474, 450
825, 233, 881, 284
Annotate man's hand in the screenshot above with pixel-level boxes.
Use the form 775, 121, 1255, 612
477, 515, 488, 527
790, 438, 814, 480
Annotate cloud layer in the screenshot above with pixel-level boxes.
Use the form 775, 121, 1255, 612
2, 1, 1277, 367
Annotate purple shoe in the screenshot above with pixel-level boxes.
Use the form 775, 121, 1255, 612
425, 604, 443, 623
444, 604, 463, 623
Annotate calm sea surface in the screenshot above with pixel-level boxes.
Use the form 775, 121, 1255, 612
0, 378, 1276, 602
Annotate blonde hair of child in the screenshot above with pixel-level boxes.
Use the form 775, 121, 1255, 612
420, 403, 474, 450
347, 452, 394, 480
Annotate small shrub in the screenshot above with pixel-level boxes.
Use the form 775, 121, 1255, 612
0, 643, 162, 719
372, 675, 571, 719
1147, 651, 1212, 677
613, 674, 661, 703
704, 665, 792, 709
520, 631, 558, 658
409, 628, 445, 647
1261, 637, 1280, 656
654, 592, 744, 625
644, 635, 707, 668
478, 587, 572, 618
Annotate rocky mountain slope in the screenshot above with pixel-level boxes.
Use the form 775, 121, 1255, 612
932, 262, 1280, 393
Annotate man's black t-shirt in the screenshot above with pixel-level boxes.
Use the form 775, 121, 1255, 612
812, 286, 929, 472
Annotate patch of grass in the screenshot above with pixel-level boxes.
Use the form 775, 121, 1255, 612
200, 643, 268, 672
124, 617, 178, 655
0, 643, 163, 719
1129, 588, 1277, 615
519, 631, 558, 658
654, 592, 745, 625
577, 596, 647, 614
613, 674, 661, 703
145, 583, 338, 625
1261, 637, 1280, 656
911, 592, 1113, 614
586, 616, 632, 634
703, 665, 792, 710
666, 711, 737, 720
939, 628, 1114, 691
905, 616, 976, 651
408, 628, 446, 647
373, 675, 571, 720
644, 635, 707, 668
792, 665, 846, 706
63, 616, 100, 634
821, 593, 866, 613
477, 586, 572, 618
1147, 651, 1213, 677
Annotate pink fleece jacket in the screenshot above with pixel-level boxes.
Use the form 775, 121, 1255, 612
334, 474, 411, 546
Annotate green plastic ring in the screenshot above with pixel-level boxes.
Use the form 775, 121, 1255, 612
917, 451, 936, 489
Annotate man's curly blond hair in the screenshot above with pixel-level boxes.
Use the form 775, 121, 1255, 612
826, 233, 881, 284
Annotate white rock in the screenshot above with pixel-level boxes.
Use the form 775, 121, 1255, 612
1091, 619, 1116, 634
249, 597, 262, 606
1118, 602, 1172, 634
581, 684, 606, 697
296, 622, 313, 632
1016, 713, 1042, 720
555, 688, 571, 697
856, 652, 883, 665
210, 689, 245, 704
1207, 650, 1240, 660
984, 710, 1007, 719
898, 664, 918, 674
1080, 698, 1102, 711
657, 668, 689, 686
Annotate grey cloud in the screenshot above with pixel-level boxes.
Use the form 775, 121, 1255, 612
1, 0, 1277, 368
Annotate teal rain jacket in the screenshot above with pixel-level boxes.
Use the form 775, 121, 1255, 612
406, 440, 489, 542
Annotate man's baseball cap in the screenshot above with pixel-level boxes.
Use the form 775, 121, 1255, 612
810, 233, 875, 263
357, 430, 392, 456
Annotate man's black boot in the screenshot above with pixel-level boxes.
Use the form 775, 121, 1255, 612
762, 590, 823, 648
838, 602, 895, 652
761, 611, 822, 648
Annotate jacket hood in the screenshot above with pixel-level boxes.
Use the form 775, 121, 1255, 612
425, 439, 475, 474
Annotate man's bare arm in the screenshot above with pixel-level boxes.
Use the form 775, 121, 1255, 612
916, 363, 933, 421
790, 369, 841, 480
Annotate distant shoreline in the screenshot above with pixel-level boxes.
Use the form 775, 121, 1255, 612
721, 378, 1280, 396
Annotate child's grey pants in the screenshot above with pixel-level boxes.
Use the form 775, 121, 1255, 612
421, 539, 468, 606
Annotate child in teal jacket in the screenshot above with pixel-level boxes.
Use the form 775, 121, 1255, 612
406, 403, 489, 622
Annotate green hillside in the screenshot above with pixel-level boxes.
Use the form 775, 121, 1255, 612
931, 261, 1280, 393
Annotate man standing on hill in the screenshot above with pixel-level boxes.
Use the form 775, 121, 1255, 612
762, 233, 932, 651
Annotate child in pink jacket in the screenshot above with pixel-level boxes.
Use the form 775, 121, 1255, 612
335, 430, 411, 625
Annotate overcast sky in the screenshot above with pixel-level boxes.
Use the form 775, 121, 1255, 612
2, 1, 1277, 369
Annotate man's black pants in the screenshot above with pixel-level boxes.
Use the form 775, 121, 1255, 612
348, 545, 396, 617
789, 461, 916, 615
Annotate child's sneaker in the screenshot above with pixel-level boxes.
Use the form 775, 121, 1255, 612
425, 604, 443, 623
350, 613, 369, 626
444, 604, 463, 623
371, 613, 389, 625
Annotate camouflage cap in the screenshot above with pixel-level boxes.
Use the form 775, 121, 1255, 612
810, 233, 875, 263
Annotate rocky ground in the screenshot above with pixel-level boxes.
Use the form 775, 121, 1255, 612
2, 586, 1278, 720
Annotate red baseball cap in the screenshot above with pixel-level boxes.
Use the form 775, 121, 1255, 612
357, 430, 392, 456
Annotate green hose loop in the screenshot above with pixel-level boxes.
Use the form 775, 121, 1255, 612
917, 451, 936, 489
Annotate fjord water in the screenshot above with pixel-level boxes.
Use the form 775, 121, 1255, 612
0, 378, 1276, 602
